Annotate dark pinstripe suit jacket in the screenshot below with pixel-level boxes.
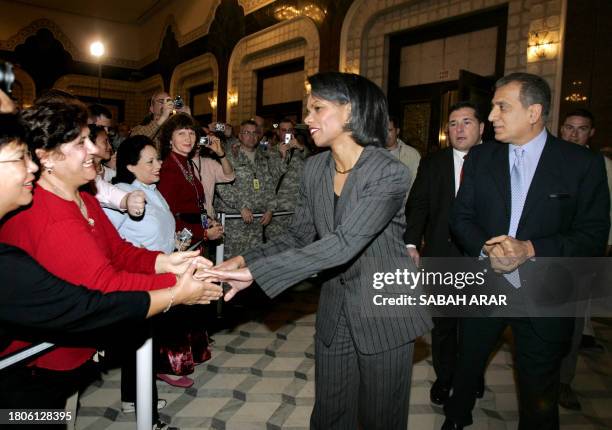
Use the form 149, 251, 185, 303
243, 146, 432, 354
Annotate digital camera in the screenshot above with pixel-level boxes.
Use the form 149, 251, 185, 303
173, 95, 184, 109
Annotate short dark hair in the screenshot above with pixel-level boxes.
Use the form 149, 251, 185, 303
448, 101, 483, 123
159, 113, 199, 159
88, 124, 106, 143
113, 135, 157, 185
20, 102, 88, 165
563, 108, 595, 127
278, 117, 295, 126
495, 72, 551, 119
88, 104, 112, 120
307, 72, 389, 147
0, 114, 26, 150
35, 89, 81, 105
240, 119, 257, 128
388, 115, 399, 129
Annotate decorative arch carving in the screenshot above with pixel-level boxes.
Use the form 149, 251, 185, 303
0, 18, 79, 58
226, 16, 320, 122
169, 53, 219, 119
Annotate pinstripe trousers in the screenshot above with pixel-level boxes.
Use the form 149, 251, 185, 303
310, 307, 414, 430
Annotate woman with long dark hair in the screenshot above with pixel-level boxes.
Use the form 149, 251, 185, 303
208, 72, 432, 429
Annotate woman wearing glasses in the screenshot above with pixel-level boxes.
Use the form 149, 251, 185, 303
0, 111, 222, 414
0, 102, 221, 428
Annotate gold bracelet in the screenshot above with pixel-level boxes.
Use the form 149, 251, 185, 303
163, 286, 175, 313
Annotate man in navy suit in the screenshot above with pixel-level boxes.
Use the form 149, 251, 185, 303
442, 73, 610, 430
404, 101, 484, 405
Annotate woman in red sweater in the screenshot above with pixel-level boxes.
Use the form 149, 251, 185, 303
0, 111, 222, 415
0, 101, 214, 428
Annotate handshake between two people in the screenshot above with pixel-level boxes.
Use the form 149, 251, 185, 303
483, 235, 535, 273
173, 253, 254, 305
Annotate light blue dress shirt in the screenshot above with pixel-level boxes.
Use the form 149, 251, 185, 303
507, 127, 547, 206
504, 127, 547, 287
104, 180, 176, 254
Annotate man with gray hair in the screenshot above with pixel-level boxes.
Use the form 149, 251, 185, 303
442, 73, 609, 429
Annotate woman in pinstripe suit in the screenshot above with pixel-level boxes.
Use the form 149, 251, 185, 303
209, 72, 432, 429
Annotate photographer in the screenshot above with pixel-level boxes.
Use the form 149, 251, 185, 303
266, 118, 308, 241
193, 124, 235, 218
131, 91, 190, 148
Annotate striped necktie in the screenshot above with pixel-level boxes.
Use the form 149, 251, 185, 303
505, 147, 526, 288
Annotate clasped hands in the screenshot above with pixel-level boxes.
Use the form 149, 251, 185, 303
158, 252, 254, 302
483, 235, 535, 273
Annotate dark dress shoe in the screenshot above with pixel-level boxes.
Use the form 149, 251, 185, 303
559, 383, 581, 410
430, 380, 451, 405
441, 418, 464, 430
475, 378, 485, 398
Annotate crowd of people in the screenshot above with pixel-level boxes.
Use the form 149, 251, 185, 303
0, 69, 610, 430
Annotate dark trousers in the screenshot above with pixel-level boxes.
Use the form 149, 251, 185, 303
103, 321, 159, 422
444, 317, 569, 429
310, 309, 414, 430
0, 361, 99, 429
431, 316, 459, 386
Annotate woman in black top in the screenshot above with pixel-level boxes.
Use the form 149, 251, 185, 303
0, 111, 222, 410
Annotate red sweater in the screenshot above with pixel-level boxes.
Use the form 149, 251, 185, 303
0, 187, 176, 370
158, 152, 206, 239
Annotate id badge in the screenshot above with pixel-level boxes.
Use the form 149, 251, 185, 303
253, 178, 260, 191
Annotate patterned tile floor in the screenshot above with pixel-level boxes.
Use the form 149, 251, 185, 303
76, 284, 612, 429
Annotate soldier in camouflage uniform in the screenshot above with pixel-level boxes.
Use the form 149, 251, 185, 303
215, 120, 277, 258
266, 118, 308, 241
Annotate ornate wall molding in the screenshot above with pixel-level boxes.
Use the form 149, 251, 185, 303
169, 52, 219, 119
238, 0, 277, 15
226, 16, 320, 122
177, 0, 223, 46
0, 18, 79, 58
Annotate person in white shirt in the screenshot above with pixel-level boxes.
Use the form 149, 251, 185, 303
403, 101, 484, 407
386, 115, 421, 191
104, 135, 175, 254
557, 108, 610, 410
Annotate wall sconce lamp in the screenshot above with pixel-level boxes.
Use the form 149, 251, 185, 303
438, 130, 447, 147
227, 90, 238, 107
527, 31, 556, 61
208, 94, 217, 110
304, 79, 311, 94
564, 81, 588, 103
89, 41, 105, 102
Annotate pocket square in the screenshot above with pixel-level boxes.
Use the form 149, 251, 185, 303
549, 193, 570, 199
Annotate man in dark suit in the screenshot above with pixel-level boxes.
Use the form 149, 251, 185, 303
442, 73, 610, 430
404, 101, 484, 405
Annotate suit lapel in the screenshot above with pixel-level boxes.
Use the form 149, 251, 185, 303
488, 143, 511, 219
518, 135, 561, 234
443, 148, 455, 203
333, 147, 370, 228
321, 153, 335, 233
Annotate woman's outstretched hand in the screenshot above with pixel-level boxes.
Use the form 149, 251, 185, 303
204, 266, 254, 302
155, 250, 205, 275
175, 260, 223, 305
